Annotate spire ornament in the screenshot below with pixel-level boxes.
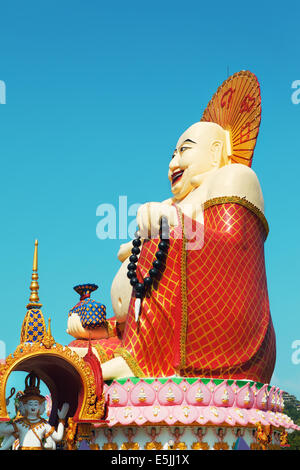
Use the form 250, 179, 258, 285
27, 239, 42, 309
42, 318, 55, 349
20, 240, 46, 344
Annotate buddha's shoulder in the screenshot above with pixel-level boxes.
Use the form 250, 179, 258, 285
204, 164, 264, 213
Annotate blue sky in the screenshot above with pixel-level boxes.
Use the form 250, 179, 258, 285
0, 1, 300, 400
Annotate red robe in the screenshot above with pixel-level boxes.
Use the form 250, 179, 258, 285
117, 198, 276, 383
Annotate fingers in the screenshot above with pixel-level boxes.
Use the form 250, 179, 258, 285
137, 203, 179, 239
147, 204, 161, 238
137, 204, 150, 238
168, 206, 178, 228
63, 403, 69, 414
58, 403, 69, 418
117, 242, 132, 262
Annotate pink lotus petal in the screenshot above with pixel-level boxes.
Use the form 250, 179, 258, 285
144, 405, 168, 423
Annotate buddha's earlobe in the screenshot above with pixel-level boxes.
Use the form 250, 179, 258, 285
210, 140, 223, 168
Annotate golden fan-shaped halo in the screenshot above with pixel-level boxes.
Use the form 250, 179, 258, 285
200, 70, 261, 167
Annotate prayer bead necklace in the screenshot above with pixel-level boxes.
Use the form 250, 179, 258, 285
127, 217, 169, 321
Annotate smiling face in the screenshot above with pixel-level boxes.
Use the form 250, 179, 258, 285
23, 399, 41, 417
168, 122, 229, 201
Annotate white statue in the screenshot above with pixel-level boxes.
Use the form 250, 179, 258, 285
0, 373, 69, 450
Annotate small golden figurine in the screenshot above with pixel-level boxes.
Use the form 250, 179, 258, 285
167, 427, 187, 450
279, 429, 289, 448
250, 428, 261, 450
144, 427, 163, 450
102, 428, 118, 450
191, 427, 209, 450
120, 427, 139, 450
213, 427, 229, 450
256, 422, 272, 450
65, 417, 77, 451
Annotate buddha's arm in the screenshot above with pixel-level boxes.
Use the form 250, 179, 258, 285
191, 163, 264, 217
0, 423, 16, 450
0, 434, 16, 450
50, 422, 65, 442
0, 422, 14, 436
202, 165, 267, 243
43, 422, 65, 443
67, 313, 108, 340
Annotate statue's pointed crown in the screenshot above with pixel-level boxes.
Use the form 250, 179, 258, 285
19, 372, 45, 403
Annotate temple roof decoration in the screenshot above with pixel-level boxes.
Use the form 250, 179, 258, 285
0, 339, 107, 422
69, 283, 107, 330
20, 240, 46, 344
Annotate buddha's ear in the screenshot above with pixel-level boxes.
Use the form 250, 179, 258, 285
39, 401, 46, 416
18, 401, 26, 416
210, 139, 224, 168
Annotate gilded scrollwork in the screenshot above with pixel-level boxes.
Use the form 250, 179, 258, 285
0, 340, 105, 422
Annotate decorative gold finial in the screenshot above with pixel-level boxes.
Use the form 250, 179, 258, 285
42, 318, 55, 349
27, 239, 42, 309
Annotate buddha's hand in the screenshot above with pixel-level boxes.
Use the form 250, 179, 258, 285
44, 437, 55, 450
137, 202, 178, 239
57, 403, 69, 420
117, 241, 133, 262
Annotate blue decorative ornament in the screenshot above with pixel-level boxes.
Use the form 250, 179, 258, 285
69, 284, 106, 330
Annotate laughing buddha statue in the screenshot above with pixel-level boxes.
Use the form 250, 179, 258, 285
71, 71, 276, 383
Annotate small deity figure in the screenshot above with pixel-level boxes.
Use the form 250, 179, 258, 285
89, 430, 100, 450
144, 427, 163, 450
3, 389, 22, 450
65, 417, 77, 451
191, 427, 209, 450
249, 428, 260, 450
168, 427, 187, 450
256, 422, 272, 451
231, 427, 245, 449
271, 431, 281, 450
102, 428, 118, 450
279, 429, 289, 448
120, 427, 139, 450
0, 372, 69, 451
213, 427, 229, 450
163, 439, 175, 450
166, 387, 175, 403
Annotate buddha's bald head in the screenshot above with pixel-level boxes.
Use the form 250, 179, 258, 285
168, 121, 232, 200
179, 121, 229, 145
